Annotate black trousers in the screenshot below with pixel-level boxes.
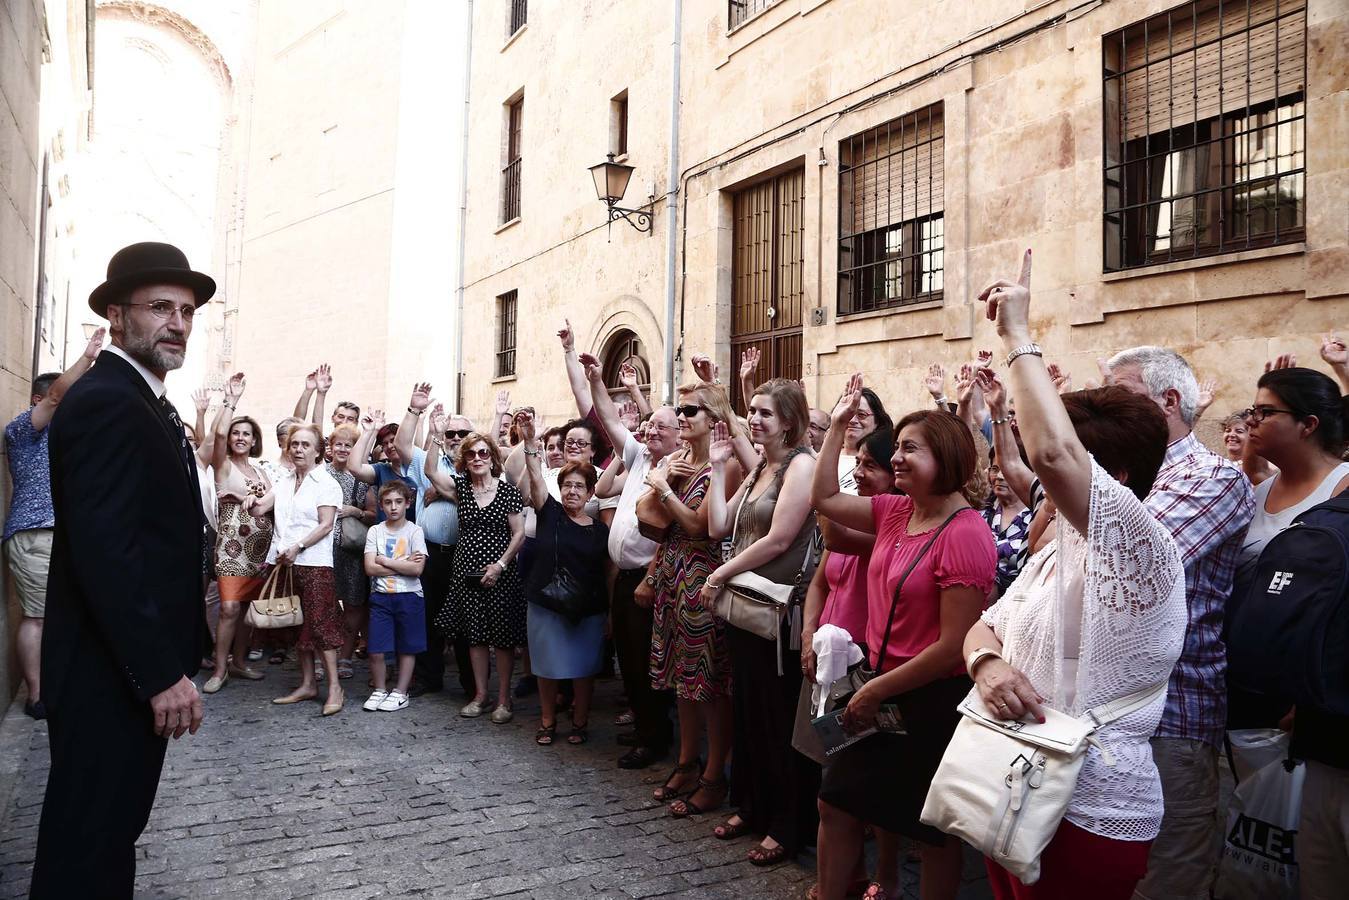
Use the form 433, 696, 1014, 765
612, 567, 672, 750
31, 683, 168, 898
417, 541, 474, 694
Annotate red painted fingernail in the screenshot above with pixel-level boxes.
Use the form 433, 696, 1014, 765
1038, 716, 1046, 724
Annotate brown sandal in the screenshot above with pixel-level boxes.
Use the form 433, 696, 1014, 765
747, 842, 789, 867
669, 776, 727, 817
652, 759, 701, 802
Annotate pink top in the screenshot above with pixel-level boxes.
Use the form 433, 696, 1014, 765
866, 494, 997, 673
820, 550, 870, 645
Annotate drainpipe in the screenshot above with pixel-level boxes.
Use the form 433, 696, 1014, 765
453, 0, 475, 415
660, 0, 683, 404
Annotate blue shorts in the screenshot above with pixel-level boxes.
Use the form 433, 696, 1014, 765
368, 591, 427, 656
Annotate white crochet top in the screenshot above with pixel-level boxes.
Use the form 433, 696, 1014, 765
982, 458, 1186, 841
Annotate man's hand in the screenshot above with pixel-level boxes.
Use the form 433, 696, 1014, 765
82, 327, 106, 362
1195, 379, 1218, 418
634, 578, 655, 609
618, 400, 641, 431
423, 486, 440, 507
409, 382, 433, 412
150, 676, 203, 739
428, 403, 446, 436
494, 390, 511, 419
315, 363, 333, 394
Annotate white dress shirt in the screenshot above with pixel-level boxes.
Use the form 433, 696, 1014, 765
267, 465, 342, 567
104, 345, 166, 398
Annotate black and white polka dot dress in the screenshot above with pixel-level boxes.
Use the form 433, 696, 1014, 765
435, 472, 526, 649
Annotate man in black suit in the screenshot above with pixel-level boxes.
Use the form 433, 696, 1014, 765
31, 242, 215, 898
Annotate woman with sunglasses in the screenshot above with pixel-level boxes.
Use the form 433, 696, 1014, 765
427, 433, 526, 722
640, 381, 745, 817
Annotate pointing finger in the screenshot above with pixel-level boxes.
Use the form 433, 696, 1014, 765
1018, 248, 1032, 289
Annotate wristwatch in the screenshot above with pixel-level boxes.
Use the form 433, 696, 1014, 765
643, 575, 657, 589
1005, 343, 1043, 367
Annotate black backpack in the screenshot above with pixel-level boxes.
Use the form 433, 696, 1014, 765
1227, 489, 1349, 715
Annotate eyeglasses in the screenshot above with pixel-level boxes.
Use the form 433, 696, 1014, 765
467, 447, 493, 460
123, 300, 196, 322
675, 404, 707, 419
1241, 405, 1298, 424
447, 429, 472, 439
649, 422, 677, 434
851, 410, 873, 422
808, 422, 828, 432
564, 438, 591, 450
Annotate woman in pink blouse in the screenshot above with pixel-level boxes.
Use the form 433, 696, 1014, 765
810, 374, 996, 900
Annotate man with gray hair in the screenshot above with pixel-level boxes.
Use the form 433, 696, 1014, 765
1106, 346, 1255, 900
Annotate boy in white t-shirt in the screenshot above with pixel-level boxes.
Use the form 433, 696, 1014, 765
362, 482, 428, 712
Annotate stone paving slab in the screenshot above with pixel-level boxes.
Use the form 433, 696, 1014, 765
0, 659, 993, 899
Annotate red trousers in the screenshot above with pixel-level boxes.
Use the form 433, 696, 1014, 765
985, 820, 1151, 900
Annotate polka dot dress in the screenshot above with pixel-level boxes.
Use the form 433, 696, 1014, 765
434, 471, 526, 649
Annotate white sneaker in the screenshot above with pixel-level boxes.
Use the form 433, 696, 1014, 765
377, 691, 409, 712
363, 690, 389, 711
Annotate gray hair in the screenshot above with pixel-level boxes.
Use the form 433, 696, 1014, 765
1106, 346, 1200, 425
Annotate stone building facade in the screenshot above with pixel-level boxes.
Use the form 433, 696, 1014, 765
458, 0, 1348, 442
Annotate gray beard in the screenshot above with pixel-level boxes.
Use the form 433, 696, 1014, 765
121, 330, 185, 373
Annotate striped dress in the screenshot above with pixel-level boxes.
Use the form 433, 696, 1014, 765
649, 462, 731, 701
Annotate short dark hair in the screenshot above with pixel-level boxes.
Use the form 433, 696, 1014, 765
861, 427, 895, 475
859, 387, 893, 440
557, 460, 598, 493
562, 418, 610, 462
892, 410, 977, 497
376, 423, 399, 444
335, 400, 360, 417
542, 426, 566, 447
1258, 367, 1349, 457
1060, 386, 1168, 501
378, 480, 414, 504
31, 373, 59, 398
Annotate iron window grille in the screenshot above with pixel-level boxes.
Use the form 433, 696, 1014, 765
1103, 0, 1306, 271
495, 290, 518, 378
729, 0, 780, 31
838, 103, 944, 316
509, 0, 527, 37
502, 98, 523, 223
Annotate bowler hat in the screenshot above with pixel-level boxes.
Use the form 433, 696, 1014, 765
88, 242, 216, 316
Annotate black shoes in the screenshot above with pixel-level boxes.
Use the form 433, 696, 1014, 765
618, 745, 668, 769
23, 700, 47, 721
407, 682, 443, 698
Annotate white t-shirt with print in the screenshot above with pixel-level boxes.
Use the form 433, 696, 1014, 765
364, 520, 428, 596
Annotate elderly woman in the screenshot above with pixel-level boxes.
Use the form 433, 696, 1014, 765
1220, 411, 1277, 486
518, 418, 610, 746
812, 374, 996, 900
639, 381, 745, 817
253, 422, 347, 715
328, 423, 376, 677
427, 433, 526, 722
836, 386, 891, 494
963, 251, 1186, 899
204, 373, 272, 693
701, 379, 819, 866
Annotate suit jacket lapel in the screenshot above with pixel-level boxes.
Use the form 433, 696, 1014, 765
96, 351, 197, 488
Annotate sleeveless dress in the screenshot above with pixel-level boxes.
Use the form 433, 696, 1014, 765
214, 462, 274, 603
649, 462, 730, 701
726, 451, 820, 855
434, 472, 526, 649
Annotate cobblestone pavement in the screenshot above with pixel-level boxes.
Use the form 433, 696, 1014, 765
0, 658, 993, 899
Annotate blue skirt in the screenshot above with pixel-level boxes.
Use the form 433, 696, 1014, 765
526, 602, 605, 680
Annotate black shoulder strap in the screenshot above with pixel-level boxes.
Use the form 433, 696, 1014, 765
874, 508, 964, 674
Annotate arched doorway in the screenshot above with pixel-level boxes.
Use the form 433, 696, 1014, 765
600, 329, 651, 403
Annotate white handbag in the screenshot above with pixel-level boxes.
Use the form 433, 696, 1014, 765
920, 680, 1167, 885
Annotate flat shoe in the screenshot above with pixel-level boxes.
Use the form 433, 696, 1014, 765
273, 690, 318, 705
322, 689, 345, 716
460, 698, 491, 718
228, 666, 265, 681
203, 672, 227, 694
489, 705, 514, 724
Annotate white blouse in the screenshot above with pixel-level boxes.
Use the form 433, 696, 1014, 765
982, 459, 1186, 842
267, 465, 342, 567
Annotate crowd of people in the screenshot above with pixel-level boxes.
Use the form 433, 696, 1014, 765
7, 245, 1349, 900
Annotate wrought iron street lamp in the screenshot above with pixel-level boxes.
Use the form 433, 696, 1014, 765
588, 153, 652, 235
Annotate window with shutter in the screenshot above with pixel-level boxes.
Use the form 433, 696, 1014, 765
838, 103, 944, 315
1103, 0, 1305, 270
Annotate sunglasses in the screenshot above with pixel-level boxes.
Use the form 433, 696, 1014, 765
446, 429, 473, 439
467, 447, 494, 460
675, 404, 707, 419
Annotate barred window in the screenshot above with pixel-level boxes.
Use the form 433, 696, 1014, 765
495, 290, 517, 378
509, 0, 527, 37
501, 97, 523, 223
838, 103, 944, 315
1103, 0, 1306, 271
729, 0, 780, 30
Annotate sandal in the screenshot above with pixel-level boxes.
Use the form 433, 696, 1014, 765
567, 722, 589, 745
747, 841, 789, 867
614, 709, 634, 726
669, 777, 728, 818
535, 723, 556, 745
713, 816, 750, 840
336, 659, 354, 680
652, 759, 702, 802
860, 884, 889, 900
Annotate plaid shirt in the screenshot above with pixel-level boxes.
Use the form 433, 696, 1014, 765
1146, 433, 1254, 747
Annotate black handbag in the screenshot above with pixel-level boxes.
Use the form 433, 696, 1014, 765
531, 508, 605, 624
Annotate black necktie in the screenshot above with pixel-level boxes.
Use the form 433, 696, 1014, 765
159, 395, 195, 475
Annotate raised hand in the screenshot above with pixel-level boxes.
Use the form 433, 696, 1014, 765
494, 390, 511, 418
708, 421, 734, 466
191, 388, 210, 413
954, 364, 977, 403
690, 354, 717, 384
830, 373, 864, 429
224, 372, 246, 402
1047, 363, 1072, 395
82, 327, 106, 361
429, 403, 446, 435
1264, 353, 1297, 373
976, 368, 1007, 418
304, 369, 318, 391
558, 318, 575, 352
315, 363, 333, 394
363, 408, 386, 430
980, 249, 1033, 342
517, 409, 537, 444
976, 349, 994, 368
1195, 379, 1218, 417
618, 400, 640, 430
619, 362, 640, 389
922, 363, 946, 399
1320, 333, 1348, 369
409, 382, 433, 412
739, 346, 761, 380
